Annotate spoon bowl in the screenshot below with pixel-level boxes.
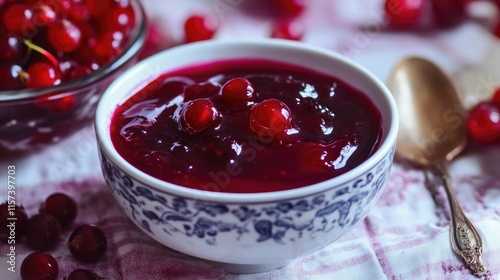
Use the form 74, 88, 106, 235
387, 57, 467, 166
387, 56, 486, 275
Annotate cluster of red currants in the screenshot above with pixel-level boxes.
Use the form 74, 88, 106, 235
0, 0, 135, 90
467, 89, 500, 143
1, 193, 107, 280
183, 0, 307, 43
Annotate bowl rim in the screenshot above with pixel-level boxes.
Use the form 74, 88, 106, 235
0, 0, 147, 102
95, 39, 399, 203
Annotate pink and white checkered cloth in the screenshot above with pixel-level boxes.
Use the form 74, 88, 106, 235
1, 1, 500, 279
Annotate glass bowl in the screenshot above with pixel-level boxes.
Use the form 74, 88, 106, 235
0, 0, 147, 153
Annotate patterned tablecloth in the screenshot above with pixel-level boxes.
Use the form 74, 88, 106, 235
1, 0, 500, 279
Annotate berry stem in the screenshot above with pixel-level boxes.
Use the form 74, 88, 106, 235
23, 39, 59, 68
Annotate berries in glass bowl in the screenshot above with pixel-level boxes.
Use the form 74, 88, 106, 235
0, 0, 147, 152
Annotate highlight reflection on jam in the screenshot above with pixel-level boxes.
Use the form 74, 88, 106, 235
111, 60, 383, 193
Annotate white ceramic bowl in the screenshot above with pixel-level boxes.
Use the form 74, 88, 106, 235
95, 40, 398, 274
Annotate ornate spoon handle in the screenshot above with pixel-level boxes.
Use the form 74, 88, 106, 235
432, 163, 487, 275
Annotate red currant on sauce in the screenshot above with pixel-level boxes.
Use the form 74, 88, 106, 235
63, 269, 103, 280
67, 224, 107, 263
220, 78, 255, 109
25, 213, 62, 250
25, 61, 62, 88
20, 252, 58, 280
271, 20, 304, 41
250, 99, 292, 137
179, 99, 222, 134
184, 15, 219, 43
467, 102, 500, 143
0, 202, 28, 242
39, 193, 77, 228
47, 19, 83, 53
384, 0, 425, 29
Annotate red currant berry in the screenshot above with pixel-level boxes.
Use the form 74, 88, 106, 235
91, 31, 125, 63
103, 6, 135, 32
467, 102, 500, 143
63, 269, 103, 280
47, 19, 82, 53
59, 56, 78, 77
0, 63, 27, 90
31, 4, 57, 27
0, 34, 28, 63
492, 88, 500, 108
431, 0, 465, 28
54, 0, 73, 15
69, 65, 93, 80
69, 3, 91, 22
25, 61, 61, 88
25, 213, 62, 251
67, 224, 107, 263
37, 95, 76, 113
220, 78, 255, 109
179, 99, 222, 134
39, 193, 77, 228
184, 15, 219, 43
0, 202, 28, 242
75, 21, 95, 42
2, 4, 35, 36
271, 20, 304, 41
272, 0, 307, 17
20, 252, 58, 280
84, 0, 113, 17
250, 99, 292, 137
384, 0, 425, 29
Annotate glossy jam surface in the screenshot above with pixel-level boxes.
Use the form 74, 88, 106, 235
111, 60, 383, 193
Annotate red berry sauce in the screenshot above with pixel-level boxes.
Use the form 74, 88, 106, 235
111, 60, 383, 193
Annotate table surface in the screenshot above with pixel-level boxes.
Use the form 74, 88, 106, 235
1, 1, 500, 279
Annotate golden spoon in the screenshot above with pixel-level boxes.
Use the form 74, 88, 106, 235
386, 56, 487, 274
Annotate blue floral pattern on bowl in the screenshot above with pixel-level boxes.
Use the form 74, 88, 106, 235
99, 145, 395, 264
